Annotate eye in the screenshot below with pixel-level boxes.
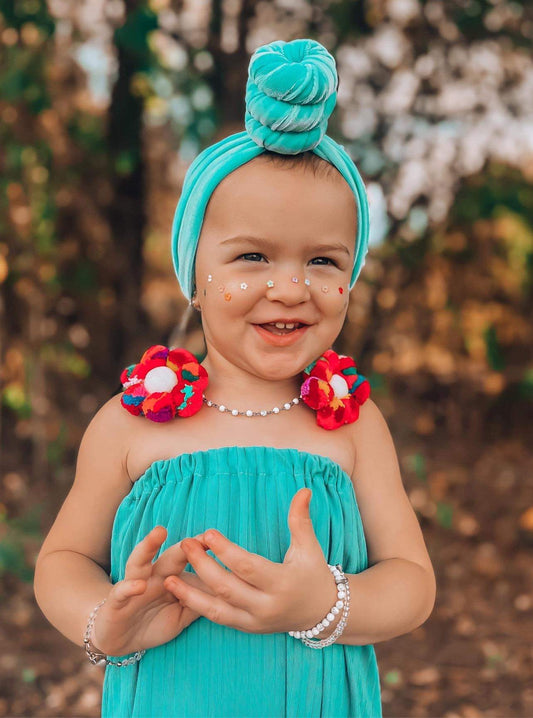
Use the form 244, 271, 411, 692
310, 257, 337, 266
237, 253, 265, 262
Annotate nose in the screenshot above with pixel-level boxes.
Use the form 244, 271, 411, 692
265, 270, 311, 305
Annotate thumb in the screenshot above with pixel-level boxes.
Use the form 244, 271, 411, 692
284, 488, 321, 564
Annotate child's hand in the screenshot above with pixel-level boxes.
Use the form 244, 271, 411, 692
164, 489, 340, 636
92, 526, 214, 657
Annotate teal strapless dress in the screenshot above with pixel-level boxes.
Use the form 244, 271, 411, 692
101, 446, 382, 718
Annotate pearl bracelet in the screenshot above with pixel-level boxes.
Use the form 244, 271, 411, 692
288, 563, 350, 649
84, 598, 146, 667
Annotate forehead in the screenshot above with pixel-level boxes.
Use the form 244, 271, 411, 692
199, 156, 356, 247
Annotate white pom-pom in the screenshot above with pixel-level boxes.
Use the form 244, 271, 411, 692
144, 366, 178, 394
329, 374, 349, 398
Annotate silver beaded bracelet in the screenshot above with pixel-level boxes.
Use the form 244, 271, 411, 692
288, 564, 350, 649
84, 598, 146, 667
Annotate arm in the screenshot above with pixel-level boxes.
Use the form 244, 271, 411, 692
320, 398, 436, 645
34, 551, 113, 649
33, 393, 132, 650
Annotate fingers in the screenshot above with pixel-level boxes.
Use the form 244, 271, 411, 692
124, 525, 168, 582
165, 573, 255, 631
153, 532, 208, 578
197, 530, 277, 591
173, 535, 265, 611
109, 578, 146, 606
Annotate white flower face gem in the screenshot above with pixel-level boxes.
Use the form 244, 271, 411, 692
207, 274, 213, 282
266, 280, 274, 288
240, 282, 248, 290
304, 278, 311, 286
291, 276, 299, 283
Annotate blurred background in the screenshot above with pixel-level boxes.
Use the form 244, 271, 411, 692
1, 0, 533, 715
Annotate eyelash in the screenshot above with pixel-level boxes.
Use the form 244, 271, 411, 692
237, 253, 338, 267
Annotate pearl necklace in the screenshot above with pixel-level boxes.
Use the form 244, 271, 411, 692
202, 394, 302, 417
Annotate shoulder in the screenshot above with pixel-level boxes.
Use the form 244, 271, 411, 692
81, 392, 136, 471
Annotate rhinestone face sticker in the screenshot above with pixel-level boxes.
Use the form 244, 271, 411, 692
291, 276, 299, 283
207, 274, 213, 282
266, 280, 274, 288
304, 278, 311, 286
240, 282, 248, 290
218, 285, 224, 292
224, 292, 232, 301
321, 286, 329, 293
338, 287, 344, 294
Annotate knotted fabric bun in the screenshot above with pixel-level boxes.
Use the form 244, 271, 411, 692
171, 38, 370, 302
245, 39, 338, 154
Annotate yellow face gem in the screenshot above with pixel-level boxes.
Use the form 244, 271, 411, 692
224, 292, 232, 301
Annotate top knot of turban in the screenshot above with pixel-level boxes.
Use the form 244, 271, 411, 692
171, 38, 370, 301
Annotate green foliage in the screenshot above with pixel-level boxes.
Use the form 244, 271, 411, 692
484, 324, 505, 372
452, 164, 533, 224
0, 504, 42, 583
406, 452, 428, 483
0, 0, 54, 114
435, 500, 454, 530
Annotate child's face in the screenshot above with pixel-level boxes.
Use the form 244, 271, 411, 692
194, 156, 356, 380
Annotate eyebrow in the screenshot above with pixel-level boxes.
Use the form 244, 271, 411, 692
220, 235, 351, 256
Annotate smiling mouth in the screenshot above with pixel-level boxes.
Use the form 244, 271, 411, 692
256, 322, 306, 335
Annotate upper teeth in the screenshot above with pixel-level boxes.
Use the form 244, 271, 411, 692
274, 322, 297, 329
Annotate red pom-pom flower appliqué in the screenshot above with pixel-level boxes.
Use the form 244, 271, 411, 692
120, 345, 208, 422
300, 349, 370, 430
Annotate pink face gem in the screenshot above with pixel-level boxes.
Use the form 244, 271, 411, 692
291, 276, 299, 283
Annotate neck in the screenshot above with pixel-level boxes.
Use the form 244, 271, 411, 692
201, 354, 303, 412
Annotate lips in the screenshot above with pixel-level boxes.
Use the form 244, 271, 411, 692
253, 323, 310, 346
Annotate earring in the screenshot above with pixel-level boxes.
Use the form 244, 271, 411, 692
190, 292, 201, 311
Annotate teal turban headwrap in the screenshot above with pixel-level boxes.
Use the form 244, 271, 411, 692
171, 38, 370, 302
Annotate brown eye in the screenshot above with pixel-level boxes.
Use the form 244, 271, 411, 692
238, 253, 265, 262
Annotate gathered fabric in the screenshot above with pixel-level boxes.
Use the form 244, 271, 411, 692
101, 446, 382, 718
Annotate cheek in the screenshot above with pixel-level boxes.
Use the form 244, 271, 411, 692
206, 277, 261, 312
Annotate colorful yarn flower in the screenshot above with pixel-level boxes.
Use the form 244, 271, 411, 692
120, 345, 208, 422
300, 349, 370, 430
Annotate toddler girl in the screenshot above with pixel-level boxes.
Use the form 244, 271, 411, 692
34, 38, 436, 718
